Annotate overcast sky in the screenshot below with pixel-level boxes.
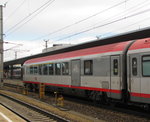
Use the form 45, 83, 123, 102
0, 0, 150, 61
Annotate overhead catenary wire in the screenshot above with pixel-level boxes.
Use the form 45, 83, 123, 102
32, 0, 150, 42
71, 0, 150, 38
5, 0, 54, 34
4, 0, 26, 23
31, 0, 130, 41
5, 0, 56, 37
39, 0, 150, 44
69, 0, 150, 39
91, 0, 150, 28
99, 15, 150, 38
54, 8, 150, 42
52, 0, 150, 41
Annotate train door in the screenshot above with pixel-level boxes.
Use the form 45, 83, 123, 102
71, 59, 81, 86
140, 55, 150, 103
129, 55, 141, 102
110, 55, 121, 99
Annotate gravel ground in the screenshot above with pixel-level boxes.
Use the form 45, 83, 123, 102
46, 95, 150, 122
2, 85, 150, 122
0, 88, 102, 122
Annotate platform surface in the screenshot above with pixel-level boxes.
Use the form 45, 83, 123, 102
4, 79, 23, 86
0, 105, 25, 122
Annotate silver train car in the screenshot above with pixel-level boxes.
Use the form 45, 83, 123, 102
23, 37, 150, 105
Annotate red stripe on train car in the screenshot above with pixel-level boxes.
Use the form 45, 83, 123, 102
22, 81, 40, 84
23, 81, 121, 94
130, 92, 150, 98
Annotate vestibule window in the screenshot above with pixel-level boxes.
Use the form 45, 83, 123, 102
132, 58, 137, 76
113, 59, 118, 75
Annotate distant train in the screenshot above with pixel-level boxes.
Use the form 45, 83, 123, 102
23, 37, 150, 106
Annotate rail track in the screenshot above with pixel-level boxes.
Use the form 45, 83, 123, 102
3, 82, 23, 88
0, 93, 69, 122
3, 81, 150, 122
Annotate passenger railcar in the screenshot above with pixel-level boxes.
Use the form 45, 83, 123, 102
23, 37, 150, 105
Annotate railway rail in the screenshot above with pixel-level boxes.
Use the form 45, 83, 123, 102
3, 82, 23, 88
2, 80, 150, 122
0, 93, 69, 122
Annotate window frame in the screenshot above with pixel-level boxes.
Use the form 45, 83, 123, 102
132, 57, 137, 76
47, 63, 54, 75
55, 63, 61, 75
142, 55, 150, 77
38, 64, 43, 75
30, 66, 34, 74
43, 64, 48, 75
84, 60, 93, 75
33, 66, 38, 75
62, 62, 69, 75
113, 59, 118, 75
26, 66, 30, 74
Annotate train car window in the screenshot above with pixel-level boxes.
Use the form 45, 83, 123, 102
113, 59, 118, 75
39, 64, 42, 75
30, 66, 34, 74
43, 64, 48, 75
62, 62, 69, 75
26, 66, 30, 74
132, 58, 137, 76
33, 66, 38, 74
142, 56, 150, 76
84, 60, 93, 75
48, 63, 54, 75
55, 63, 61, 75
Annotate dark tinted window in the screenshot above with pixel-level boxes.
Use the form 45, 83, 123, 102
84, 60, 93, 75
113, 59, 118, 75
48, 63, 54, 75
62, 62, 69, 75
33, 66, 38, 74
43, 64, 48, 75
55, 63, 61, 75
39, 64, 42, 75
132, 58, 137, 76
30, 66, 34, 74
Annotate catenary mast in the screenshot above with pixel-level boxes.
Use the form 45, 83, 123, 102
0, 5, 3, 86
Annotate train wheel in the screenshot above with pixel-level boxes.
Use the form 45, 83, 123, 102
86, 91, 109, 105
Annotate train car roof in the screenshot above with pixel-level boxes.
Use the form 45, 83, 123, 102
25, 37, 150, 65
129, 37, 150, 50
4, 27, 150, 66
25, 41, 131, 64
